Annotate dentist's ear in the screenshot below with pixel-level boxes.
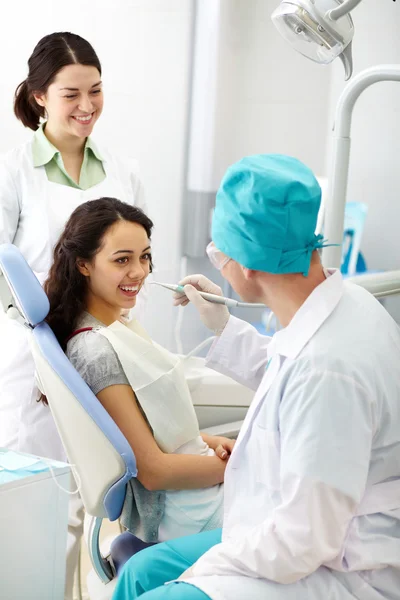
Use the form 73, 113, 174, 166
242, 266, 257, 281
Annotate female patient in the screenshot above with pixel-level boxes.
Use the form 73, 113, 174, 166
44, 197, 231, 543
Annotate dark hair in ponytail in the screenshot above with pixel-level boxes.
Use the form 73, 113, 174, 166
14, 32, 102, 130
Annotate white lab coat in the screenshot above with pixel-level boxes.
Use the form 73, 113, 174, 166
185, 270, 400, 600
0, 140, 147, 460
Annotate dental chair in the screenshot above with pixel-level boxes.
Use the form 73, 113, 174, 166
0, 243, 245, 600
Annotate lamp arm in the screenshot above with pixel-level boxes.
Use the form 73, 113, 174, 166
327, 0, 363, 21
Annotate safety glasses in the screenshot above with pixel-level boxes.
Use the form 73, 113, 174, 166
206, 242, 231, 271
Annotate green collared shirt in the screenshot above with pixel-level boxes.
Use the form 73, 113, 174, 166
32, 123, 106, 190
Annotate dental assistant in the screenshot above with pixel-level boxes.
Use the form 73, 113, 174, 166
112, 155, 400, 600
0, 32, 146, 599
0, 30, 146, 459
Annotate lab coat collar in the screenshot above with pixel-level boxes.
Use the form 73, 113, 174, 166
85, 137, 103, 161
269, 268, 343, 361
32, 123, 104, 167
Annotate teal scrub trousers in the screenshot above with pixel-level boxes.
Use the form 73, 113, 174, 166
112, 529, 222, 599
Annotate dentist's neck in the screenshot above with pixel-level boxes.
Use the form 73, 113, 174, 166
262, 258, 326, 329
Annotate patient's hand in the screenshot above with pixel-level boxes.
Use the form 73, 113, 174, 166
202, 434, 236, 460
215, 437, 235, 460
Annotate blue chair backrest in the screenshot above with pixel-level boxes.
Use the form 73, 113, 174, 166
0, 243, 137, 520
341, 202, 368, 276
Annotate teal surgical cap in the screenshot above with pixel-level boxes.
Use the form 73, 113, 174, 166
212, 154, 325, 276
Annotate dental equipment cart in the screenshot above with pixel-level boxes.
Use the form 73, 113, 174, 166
0, 449, 70, 600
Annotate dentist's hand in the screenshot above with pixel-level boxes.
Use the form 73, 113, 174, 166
173, 274, 230, 335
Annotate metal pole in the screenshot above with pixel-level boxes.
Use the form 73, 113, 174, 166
322, 65, 400, 267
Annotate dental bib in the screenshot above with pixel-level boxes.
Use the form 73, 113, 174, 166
97, 319, 200, 453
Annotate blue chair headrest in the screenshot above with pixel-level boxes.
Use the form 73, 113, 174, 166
0, 244, 50, 326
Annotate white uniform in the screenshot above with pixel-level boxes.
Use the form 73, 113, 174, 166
186, 270, 400, 600
0, 140, 146, 459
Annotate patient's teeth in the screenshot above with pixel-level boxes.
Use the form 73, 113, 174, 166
120, 285, 139, 292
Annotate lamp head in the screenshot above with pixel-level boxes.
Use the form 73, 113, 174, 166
272, 0, 356, 80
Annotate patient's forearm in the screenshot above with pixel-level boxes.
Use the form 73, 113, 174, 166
96, 385, 226, 493
140, 453, 226, 492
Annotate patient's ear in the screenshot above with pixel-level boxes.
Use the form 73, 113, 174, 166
76, 259, 90, 277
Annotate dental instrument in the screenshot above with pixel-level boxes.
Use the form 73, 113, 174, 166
150, 282, 265, 309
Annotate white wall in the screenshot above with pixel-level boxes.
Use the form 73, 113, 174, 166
187, 0, 332, 192
325, 0, 400, 320
212, 0, 332, 181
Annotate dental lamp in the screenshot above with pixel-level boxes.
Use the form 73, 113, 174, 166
272, 0, 363, 80
271, 1, 400, 299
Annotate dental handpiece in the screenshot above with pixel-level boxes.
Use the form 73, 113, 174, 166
150, 282, 265, 309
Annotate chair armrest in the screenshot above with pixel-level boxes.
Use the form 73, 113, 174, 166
83, 514, 115, 584
347, 270, 400, 298
202, 420, 243, 438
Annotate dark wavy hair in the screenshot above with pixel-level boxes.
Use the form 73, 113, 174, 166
44, 198, 153, 351
14, 32, 101, 130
